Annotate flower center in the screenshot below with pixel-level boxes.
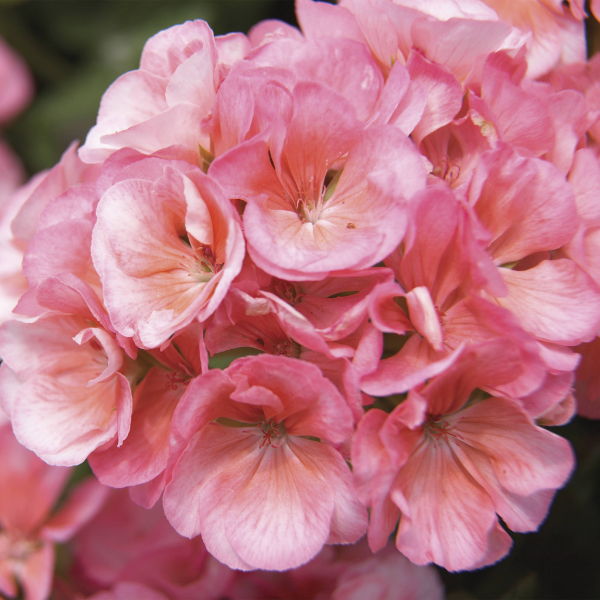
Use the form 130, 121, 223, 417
423, 416, 460, 443
189, 245, 223, 283
257, 419, 285, 449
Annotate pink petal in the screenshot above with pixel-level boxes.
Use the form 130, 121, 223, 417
407, 51, 463, 146
498, 259, 600, 345
469, 144, 578, 264
406, 287, 443, 351
42, 477, 109, 542
19, 542, 54, 600
454, 397, 574, 498
392, 439, 507, 572
360, 335, 463, 396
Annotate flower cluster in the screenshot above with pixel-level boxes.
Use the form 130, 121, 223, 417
1, 0, 600, 596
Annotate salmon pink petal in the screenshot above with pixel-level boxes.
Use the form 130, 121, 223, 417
296, 0, 366, 46
0, 37, 33, 123
454, 397, 574, 497
89, 367, 182, 488
498, 260, 600, 345
0, 423, 71, 534
411, 17, 513, 82
405, 287, 444, 351
11, 373, 127, 466
391, 439, 507, 572
79, 70, 168, 162
93, 165, 244, 348
443, 295, 546, 398
406, 51, 463, 146
469, 144, 578, 265
73, 328, 123, 385
454, 442, 557, 533
227, 355, 354, 443
140, 20, 216, 78
360, 335, 463, 396
352, 408, 404, 550
165, 423, 360, 571
368, 281, 412, 336
19, 542, 54, 600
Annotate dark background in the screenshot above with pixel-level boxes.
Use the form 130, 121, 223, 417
1, 1, 599, 597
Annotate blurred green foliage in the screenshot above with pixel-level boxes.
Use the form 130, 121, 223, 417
1, 1, 599, 598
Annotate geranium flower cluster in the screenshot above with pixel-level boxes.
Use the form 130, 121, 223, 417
1, 0, 600, 596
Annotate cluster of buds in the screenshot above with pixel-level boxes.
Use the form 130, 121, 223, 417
2, 0, 600, 597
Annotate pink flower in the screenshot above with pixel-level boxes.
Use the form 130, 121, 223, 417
79, 21, 247, 164
0, 313, 133, 466
92, 158, 244, 348
72, 489, 234, 599
211, 82, 426, 281
479, 0, 586, 78
353, 342, 574, 571
0, 423, 107, 600
163, 354, 367, 571
299, 0, 519, 80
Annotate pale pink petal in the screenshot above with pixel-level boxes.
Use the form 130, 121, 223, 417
0, 37, 33, 123
411, 17, 513, 81
406, 287, 443, 351
89, 367, 182, 488
454, 397, 574, 497
0, 423, 71, 534
296, 0, 366, 45
12, 374, 123, 466
140, 20, 216, 79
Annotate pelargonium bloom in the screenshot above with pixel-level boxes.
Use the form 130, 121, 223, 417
92, 158, 245, 349
211, 81, 426, 281
0, 313, 133, 466
163, 354, 367, 571
353, 341, 574, 571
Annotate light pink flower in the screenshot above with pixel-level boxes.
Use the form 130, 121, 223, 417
163, 354, 367, 571
79, 21, 249, 165
469, 143, 600, 347
0, 37, 33, 124
89, 323, 204, 501
362, 185, 545, 402
0, 313, 133, 466
229, 539, 443, 600
480, 0, 586, 78
298, 0, 519, 80
92, 158, 244, 348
